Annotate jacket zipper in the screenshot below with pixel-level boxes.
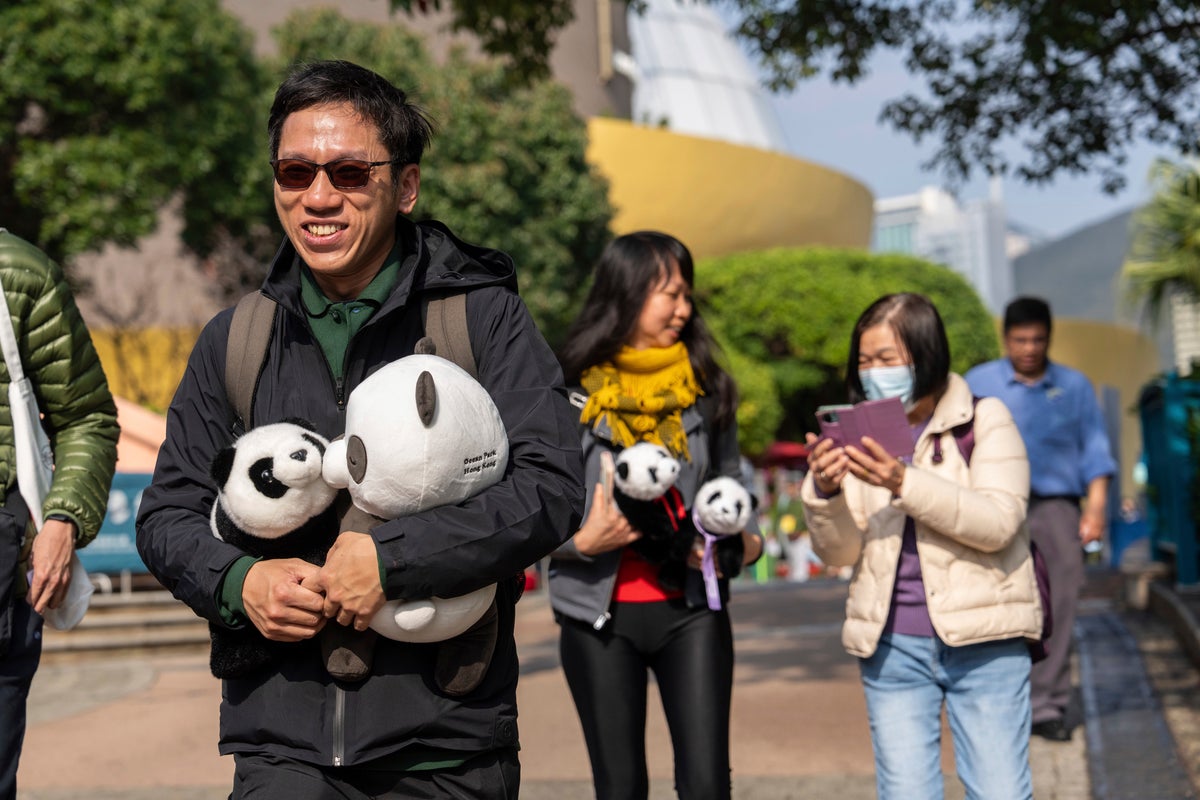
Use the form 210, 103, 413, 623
333, 686, 346, 766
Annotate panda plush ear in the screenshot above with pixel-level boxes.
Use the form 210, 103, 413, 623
211, 446, 236, 488
414, 336, 437, 356
416, 370, 437, 427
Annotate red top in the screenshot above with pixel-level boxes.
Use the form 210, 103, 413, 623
612, 548, 684, 602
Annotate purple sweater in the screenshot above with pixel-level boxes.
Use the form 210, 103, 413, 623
883, 419, 933, 637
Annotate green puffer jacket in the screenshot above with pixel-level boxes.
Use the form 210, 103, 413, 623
0, 230, 119, 565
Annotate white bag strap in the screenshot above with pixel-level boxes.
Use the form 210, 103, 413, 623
0, 272, 26, 384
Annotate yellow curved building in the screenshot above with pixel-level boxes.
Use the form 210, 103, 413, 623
586, 118, 874, 258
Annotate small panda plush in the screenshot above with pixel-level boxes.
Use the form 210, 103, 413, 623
611, 442, 692, 590
690, 476, 756, 609
207, 420, 338, 679
322, 350, 510, 695
693, 476, 755, 536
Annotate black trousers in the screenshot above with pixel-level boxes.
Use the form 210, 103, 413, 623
0, 599, 42, 800
230, 748, 519, 799
0, 486, 39, 800
559, 599, 734, 800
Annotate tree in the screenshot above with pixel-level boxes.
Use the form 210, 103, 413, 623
398, 1, 1200, 194
389, 0, 577, 85
270, 8, 613, 345
698, 248, 999, 443
0, 0, 269, 270
1123, 158, 1200, 326
1122, 157, 1200, 371
728, 0, 1200, 194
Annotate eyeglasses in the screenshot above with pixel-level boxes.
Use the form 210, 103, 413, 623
270, 158, 395, 190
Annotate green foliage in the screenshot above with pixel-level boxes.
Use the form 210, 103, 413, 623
397, 1, 1200, 194
1123, 158, 1200, 328
714, 336, 782, 457
271, 9, 612, 345
728, 0, 1200, 194
0, 0, 267, 266
697, 248, 999, 441
389, 0, 577, 85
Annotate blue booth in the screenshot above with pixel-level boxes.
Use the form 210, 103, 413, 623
77, 472, 153, 575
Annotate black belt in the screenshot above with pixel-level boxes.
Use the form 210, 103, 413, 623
1030, 494, 1081, 505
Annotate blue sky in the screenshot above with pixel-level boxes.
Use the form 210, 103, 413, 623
758, 51, 1172, 241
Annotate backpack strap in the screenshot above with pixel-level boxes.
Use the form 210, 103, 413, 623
932, 395, 981, 465
224, 288, 476, 430
951, 398, 980, 464
226, 290, 277, 430
421, 292, 476, 379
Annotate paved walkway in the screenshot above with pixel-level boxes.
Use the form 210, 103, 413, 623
14, 569, 1197, 799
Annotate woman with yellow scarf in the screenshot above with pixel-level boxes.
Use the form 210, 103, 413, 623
548, 231, 762, 800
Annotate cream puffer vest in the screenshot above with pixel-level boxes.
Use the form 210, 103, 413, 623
802, 373, 1042, 658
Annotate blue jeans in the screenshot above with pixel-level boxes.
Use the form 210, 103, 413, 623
859, 633, 1032, 800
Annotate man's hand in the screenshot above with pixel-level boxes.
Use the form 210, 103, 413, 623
1079, 507, 1106, 546
305, 531, 386, 631
28, 518, 75, 614
242, 558, 327, 641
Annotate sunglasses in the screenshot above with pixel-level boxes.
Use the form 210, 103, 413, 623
270, 158, 396, 190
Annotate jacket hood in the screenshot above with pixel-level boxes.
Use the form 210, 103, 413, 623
260, 215, 517, 315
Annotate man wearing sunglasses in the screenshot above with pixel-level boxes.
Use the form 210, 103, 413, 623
137, 59, 584, 799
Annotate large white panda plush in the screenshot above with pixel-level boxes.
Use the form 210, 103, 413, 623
207, 420, 338, 679
323, 351, 509, 695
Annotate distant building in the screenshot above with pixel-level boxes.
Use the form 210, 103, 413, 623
1012, 208, 1177, 369
872, 182, 1018, 315
624, 0, 788, 152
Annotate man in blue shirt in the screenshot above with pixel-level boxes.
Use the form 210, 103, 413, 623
966, 296, 1116, 743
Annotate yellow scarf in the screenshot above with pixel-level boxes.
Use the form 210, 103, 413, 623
579, 342, 701, 460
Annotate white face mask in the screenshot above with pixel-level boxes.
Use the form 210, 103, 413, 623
859, 365, 916, 408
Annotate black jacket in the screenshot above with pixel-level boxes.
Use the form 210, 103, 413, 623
136, 217, 584, 765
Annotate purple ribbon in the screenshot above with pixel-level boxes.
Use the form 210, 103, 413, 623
693, 509, 727, 611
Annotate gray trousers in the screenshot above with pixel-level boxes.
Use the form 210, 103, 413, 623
1027, 497, 1084, 724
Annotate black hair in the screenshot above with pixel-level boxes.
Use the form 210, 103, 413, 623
1003, 296, 1053, 334
846, 293, 950, 404
267, 60, 434, 186
558, 231, 737, 427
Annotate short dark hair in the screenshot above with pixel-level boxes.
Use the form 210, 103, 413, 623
558, 231, 737, 426
267, 60, 434, 184
1003, 296, 1052, 334
846, 293, 950, 404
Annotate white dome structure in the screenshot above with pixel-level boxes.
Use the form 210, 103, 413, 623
624, 0, 788, 153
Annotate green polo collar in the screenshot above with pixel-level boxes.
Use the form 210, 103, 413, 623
300, 242, 402, 380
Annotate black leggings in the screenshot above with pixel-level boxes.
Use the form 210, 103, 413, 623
559, 599, 734, 800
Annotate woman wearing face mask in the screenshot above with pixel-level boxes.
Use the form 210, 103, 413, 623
801, 293, 1041, 800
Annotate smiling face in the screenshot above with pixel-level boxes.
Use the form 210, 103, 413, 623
273, 102, 420, 300
628, 259, 692, 350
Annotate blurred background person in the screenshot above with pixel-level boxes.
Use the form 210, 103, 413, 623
966, 296, 1116, 742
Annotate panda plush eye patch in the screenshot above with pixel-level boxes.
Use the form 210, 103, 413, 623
298, 432, 327, 457
703, 487, 744, 515
250, 457, 289, 500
